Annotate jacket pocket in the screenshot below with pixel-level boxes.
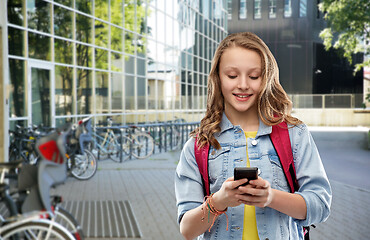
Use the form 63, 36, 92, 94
208, 146, 231, 183
269, 155, 290, 191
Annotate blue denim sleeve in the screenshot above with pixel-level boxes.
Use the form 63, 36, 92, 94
175, 137, 205, 224
290, 125, 332, 226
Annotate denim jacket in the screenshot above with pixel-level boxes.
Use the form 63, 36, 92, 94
175, 114, 332, 240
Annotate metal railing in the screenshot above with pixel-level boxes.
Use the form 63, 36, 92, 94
94, 121, 200, 162
289, 94, 364, 109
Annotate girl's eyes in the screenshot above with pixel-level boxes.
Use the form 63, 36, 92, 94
227, 75, 260, 80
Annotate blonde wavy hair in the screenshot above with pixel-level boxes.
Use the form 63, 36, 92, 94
191, 32, 302, 149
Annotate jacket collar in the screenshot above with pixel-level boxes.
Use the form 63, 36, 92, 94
218, 113, 272, 137
218, 113, 234, 134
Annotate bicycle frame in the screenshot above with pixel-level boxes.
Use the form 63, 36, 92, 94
92, 128, 119, 154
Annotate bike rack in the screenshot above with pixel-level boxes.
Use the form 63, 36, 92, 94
94, 121, 200, 162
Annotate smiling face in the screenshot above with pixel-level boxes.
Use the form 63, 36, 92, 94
219, 46, 262, 121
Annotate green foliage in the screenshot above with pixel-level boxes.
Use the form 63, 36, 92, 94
318, 0, 370, 72
123, 0, 147, 57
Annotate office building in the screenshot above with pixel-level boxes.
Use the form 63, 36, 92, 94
2, 0, 228, 129
227, 0, 363, 97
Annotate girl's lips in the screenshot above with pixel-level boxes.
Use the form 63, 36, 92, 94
233, 93, 253, 101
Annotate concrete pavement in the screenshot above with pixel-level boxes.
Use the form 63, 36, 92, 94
53, 127, 370, 240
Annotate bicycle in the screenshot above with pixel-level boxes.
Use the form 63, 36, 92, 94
8, 125, 46, 165
65, 117, 97, 180
92, 118, 155, 161
92, 117, 132, 162
1, 213, 76, 239
124, 125, 155, 159
0, 130, 80, 239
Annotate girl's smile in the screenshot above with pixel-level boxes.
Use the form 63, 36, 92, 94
233, 93, 253, 101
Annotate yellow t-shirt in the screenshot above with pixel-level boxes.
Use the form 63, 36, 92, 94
242, 131, 259, 240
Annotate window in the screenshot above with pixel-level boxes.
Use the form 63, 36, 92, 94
55, 66, 73, 116
284, 0, 292, 18
300, 0, 307, 17
7, 0, 229, 126
254, 0, 261, 19
227, 0, 232, 20
269, 0, 276, 18
239, 0, 247, 19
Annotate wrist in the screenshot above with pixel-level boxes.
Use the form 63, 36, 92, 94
267, 188, 277, 208
202, 192, 230, 232
211, 192, 228, 212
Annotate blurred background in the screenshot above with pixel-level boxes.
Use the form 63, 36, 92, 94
1, 0, 368, 130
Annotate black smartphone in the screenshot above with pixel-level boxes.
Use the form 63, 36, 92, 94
234, 167, 258, 186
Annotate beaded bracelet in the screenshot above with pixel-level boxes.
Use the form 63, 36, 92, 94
201, 193, 229, 232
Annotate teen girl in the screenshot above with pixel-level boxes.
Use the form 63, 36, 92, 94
175, 32, 332, 240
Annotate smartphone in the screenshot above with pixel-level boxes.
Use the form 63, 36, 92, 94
234, 167, 258, 186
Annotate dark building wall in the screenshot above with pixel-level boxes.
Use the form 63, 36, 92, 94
227, 0, 363, 95
313, 43, 364, 94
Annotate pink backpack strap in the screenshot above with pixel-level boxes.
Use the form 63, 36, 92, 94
271, 122, 299, 192
194, 138, 210, 196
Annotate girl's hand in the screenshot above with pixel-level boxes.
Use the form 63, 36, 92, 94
236, 177, 274, 208
211, 176, 249, 210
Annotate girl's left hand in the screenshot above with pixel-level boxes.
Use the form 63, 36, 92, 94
236, 177, 274, 208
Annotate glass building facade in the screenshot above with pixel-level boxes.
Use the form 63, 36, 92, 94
6, 0, 228, 128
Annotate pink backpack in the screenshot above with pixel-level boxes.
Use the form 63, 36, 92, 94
194, 122, 312, 239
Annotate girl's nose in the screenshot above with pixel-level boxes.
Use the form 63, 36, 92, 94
237, 75, 249, 89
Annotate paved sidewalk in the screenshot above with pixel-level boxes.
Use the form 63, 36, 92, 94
53, 147, 370, 240
310, 181, 370, 240
53, 150, 183, 240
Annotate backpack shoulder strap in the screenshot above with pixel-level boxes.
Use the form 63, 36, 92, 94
271, 123, 313, 238
194, 138, 210, 196
270, 122, 299, 192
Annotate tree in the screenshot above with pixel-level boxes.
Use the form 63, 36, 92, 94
318, 0, 370, 72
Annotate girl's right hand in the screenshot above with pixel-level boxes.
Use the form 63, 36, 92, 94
211, 176, 249, 210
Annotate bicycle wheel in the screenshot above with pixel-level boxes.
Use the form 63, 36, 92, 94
54, 206, 84, 240
131, 132, 154, 159
107, 135, 121, 156
71, 149, 98, 180
115, 135, 132, 162
2, 219, 75, 239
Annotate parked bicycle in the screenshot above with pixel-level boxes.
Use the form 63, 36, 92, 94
1, 211, 76, 239
92, 117, 132, 162
8, 125, 47, 165
8, 119, 97, 181
1, 126, 82, 239
92, 118, 155, 162
126, 125, 155, 159
66, 117, 97, 180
